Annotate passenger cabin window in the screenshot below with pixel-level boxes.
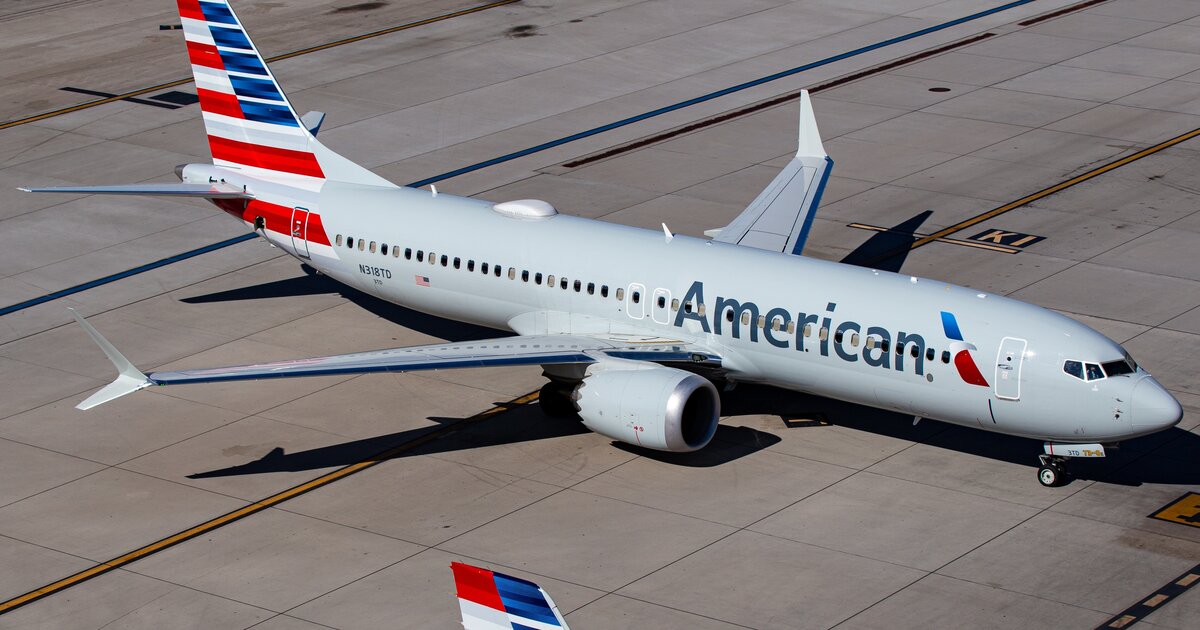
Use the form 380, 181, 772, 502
725, 309, 734, 323
1063, 360, 1083, 380
369, 241, 377, 253
453, 257, 461, 269
941, 350, 950, 364
347, 237, 354, 248
381, 244, 388, 256
574, 280, 582, 293
416, 250, 424, 262
560, 278, 568, 290
616, 288, 625, 301
632, 290, 641, 304
926, 348, 935, 362
405, 248, 412, 260
589, 283, 596, 296
547, 275, 555, 286
657, 296, 666, 308
601, 285, 609, 298
335, 234, 343, 246
392, 246, 400, 258
481, 263, 489, 274
467, 260, 474, 271
494, 265, 502, 277
440, 255, 448, 267
522, 270, 529, 282
534, 272, 542, 285
358, 239, 366, 251
834, 330, 843, 344
508, 267, 516, 280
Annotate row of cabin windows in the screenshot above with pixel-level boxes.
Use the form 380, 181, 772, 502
334, 233, 622, 298
334, 233, 949, 362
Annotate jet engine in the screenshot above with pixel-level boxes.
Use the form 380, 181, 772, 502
572, 363, 720, 452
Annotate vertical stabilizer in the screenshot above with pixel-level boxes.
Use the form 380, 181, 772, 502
178, 0, 395, 188
452, 562, 570, 630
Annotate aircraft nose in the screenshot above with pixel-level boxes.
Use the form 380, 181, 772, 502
1132, 377, 1183, 432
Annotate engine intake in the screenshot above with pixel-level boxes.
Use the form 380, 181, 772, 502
572, 363, 719, 452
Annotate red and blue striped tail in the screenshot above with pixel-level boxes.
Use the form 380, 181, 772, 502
452, 562, 570, 630
179, 0, 324, 182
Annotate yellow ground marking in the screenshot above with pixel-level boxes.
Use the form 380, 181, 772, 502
1107, 614, 1138, 628
1142, 594, 1169, 607
0, 389, 539, 616
1149, 491, 1200, 529
1177, 574, 1199, 587
0, 0, 519, 130
908, 126, 1200, 250
847, 222, 1020, 254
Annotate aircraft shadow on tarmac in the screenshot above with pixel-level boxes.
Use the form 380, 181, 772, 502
839, 210, 933, 272
181, 264, 1197, 486
188, 402, 779, 478
723, 384, 1200, 487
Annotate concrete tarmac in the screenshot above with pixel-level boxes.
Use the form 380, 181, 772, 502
2, 0, 1200, 628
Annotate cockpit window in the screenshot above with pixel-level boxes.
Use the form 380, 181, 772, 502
1085, 363, 1104, 381
1102, 359, 1134, 377
1063, 360, 1083, 380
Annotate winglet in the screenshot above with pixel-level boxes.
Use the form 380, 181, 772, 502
69, 308, 153, 410
797, 90, 825, 158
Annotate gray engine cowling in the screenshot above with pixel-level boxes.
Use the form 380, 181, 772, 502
572, 363, 720, 452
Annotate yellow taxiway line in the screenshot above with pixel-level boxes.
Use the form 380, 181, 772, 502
0, 389, 539, 616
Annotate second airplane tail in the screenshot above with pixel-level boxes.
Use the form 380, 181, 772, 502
179, 0, 394, 188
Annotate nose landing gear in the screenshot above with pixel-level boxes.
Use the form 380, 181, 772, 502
1037, 454, 1069, 487
1036, 442, 1108, 487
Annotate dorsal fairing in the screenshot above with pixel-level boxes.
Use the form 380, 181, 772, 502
711, 90, 832, 255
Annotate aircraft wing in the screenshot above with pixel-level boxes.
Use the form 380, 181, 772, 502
70, 309, 718, 410
18, 182, 253, 199
710, 90, 832, 256
452, 561, 570, 630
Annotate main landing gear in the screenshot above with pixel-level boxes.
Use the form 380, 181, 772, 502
539, 382, 578, 418
1037, 454, 1069, 487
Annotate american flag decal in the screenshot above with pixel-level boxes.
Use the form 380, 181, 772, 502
415, 275, 431, 287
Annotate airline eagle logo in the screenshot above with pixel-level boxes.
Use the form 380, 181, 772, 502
940, 311, 989, 387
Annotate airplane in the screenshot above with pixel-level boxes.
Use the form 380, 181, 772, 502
452, 561, 570, 630
22, 0, 1182, 487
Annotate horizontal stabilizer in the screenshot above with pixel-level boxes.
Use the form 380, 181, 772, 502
453, 562, 570, 630
19, 182, 253, 199
301, 111, 326, 136
69, 309, 153, 410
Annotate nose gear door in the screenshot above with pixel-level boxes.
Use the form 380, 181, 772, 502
994, 337, 1026, 400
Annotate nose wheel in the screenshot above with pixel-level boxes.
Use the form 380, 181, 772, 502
1037, 454, 1070, 487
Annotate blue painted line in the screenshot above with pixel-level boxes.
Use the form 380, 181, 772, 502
1, 0, 1036, 318
409, 0, 1036, 188
0, 233, 258, 317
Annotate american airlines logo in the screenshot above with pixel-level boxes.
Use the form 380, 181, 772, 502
673, 281, 932, 376
940, 311, 989, 387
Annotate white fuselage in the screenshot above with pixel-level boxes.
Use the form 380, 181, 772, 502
231, 178, 1179, 445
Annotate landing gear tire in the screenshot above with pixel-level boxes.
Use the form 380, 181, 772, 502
538, 382, 576, 418
1037, 454, 1070, 487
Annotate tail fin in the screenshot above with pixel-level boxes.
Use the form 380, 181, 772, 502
451, 562, 570, 630
179, 0, 394, 187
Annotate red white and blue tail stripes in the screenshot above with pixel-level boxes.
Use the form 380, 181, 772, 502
452, 562, 569, 630
941, 311, 989, 387
179, 0, 324, 182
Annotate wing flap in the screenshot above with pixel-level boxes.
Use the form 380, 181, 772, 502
18, 183, 253, 199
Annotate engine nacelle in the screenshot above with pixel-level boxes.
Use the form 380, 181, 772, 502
572, 363, 720, 452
